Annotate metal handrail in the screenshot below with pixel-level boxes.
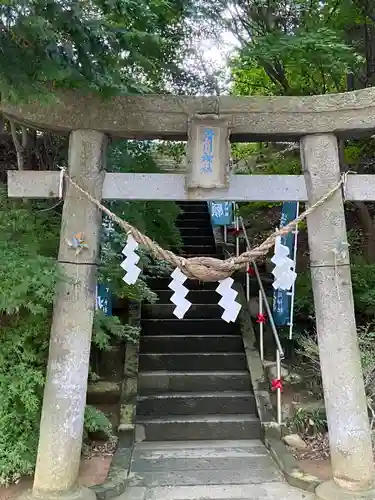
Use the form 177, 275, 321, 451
238, 216, 285, 358
231, 205, 283, 425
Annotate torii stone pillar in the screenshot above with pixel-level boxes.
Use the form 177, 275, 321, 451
301, 134, 375, 500
24, 130, 107, 500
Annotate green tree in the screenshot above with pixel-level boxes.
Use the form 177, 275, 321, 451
211, 0, 375, 263
0, 0, 196, 102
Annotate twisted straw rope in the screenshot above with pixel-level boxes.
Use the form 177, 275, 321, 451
62, 170, 346, 282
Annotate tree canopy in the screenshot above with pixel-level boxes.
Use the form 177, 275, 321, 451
0, 0, 197, 101
198, 0, 373, 96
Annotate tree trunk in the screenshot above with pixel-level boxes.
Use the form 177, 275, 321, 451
22, 127, 37, 170
354, 200, 375, 262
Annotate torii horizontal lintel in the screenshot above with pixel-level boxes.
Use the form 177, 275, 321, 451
6, 171, 375, 202
2, 88, 375, 141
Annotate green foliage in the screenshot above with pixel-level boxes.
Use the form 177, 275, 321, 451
296, 325, 375, 418
232, 63, 277, 96
240, 27, 360, 96
99, 140, 182, 300
294, 334, 323, 395
287, 407, 327, 436
219, 0, 366, 98
295, 257, 375, 319
107, 141, 182, 249
92, 311, 141, 350
0, 190, 116, 483
344, 145, 363, 165
351, 259, 375, 317
0, 0, 194, 101
234, 145, 302, 216
0, 186, 57, 483
294, 272, 315, 318
0, 187, 61, 314
155, 141, 186, 165
141, 249, 174, 278
84, 406, 113, 440
0, 315, 48, 485
0, 136, 183, 483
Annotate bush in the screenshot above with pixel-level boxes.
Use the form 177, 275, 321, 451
0, 140, 184, 484
0, 311, 126, 485
294, 257, 375, 320
0, 316, 48, 485
287, 407, 327, 436
84, 406, 113, 440
296, 325, 375, 426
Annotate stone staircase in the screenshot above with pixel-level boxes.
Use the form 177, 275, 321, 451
135, 201, 261, 442
124, 201, 311, 499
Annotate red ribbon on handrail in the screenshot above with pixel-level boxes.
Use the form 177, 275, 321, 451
256, 313, 267, 324
247, 266, 255, 276
227, 228, 241, 237
271, 379, 283, 392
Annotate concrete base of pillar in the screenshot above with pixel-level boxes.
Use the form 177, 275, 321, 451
316, 480, 375, 499
19, 487, 96, 500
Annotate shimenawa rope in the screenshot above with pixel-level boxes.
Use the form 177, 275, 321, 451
60, 169, 347, 282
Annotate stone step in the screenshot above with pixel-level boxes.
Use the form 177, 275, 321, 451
123, 483, 307, 500
179, 253, 219, 259
129, 460, 280, 487
176, 218, 210, 228
146, 278, 218, 291
87, 381, 121, 404
138, 371, 251, 394
180, 235, 215, 246
178, 227, 213, 237
137, 392, 257, 416
139, 353, 247, 371
177, 203, 209, 214
141, 319, 238, 336
178, 244, 216, 255
140, 335, 243, 353
177, 211, 210, 220
177, 201, 208, 206
152, 289, 220, 304
177, 212, 210, 222
132, 439, 268, 454
135, 414, 262, 441
131, 455, 281, 482
123, 442, 301, 500
133, 439, 267, 451
142, 304, 223, 320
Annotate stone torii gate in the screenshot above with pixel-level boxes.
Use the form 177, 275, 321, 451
5, 89, 375, 500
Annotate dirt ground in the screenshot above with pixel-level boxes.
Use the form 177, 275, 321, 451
298, 458, 332, 481
0, 455, 112, 500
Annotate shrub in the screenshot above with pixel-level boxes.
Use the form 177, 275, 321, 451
288, 407, 327, 436
0, 316, 48, 485
0, 140, 183, 483
296, 325, 375, 427
294, 257, 375, 320
84, 406, 113, 440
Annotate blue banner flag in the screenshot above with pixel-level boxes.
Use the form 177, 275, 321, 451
209, 201, 234, 226
273, 202, 298, 326
96, 284, 112, 316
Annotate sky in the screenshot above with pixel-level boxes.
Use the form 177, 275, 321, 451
185, 27, 240, 94
200, 30, 239, 66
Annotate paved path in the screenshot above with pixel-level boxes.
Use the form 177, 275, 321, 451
119, 440, 313, 500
